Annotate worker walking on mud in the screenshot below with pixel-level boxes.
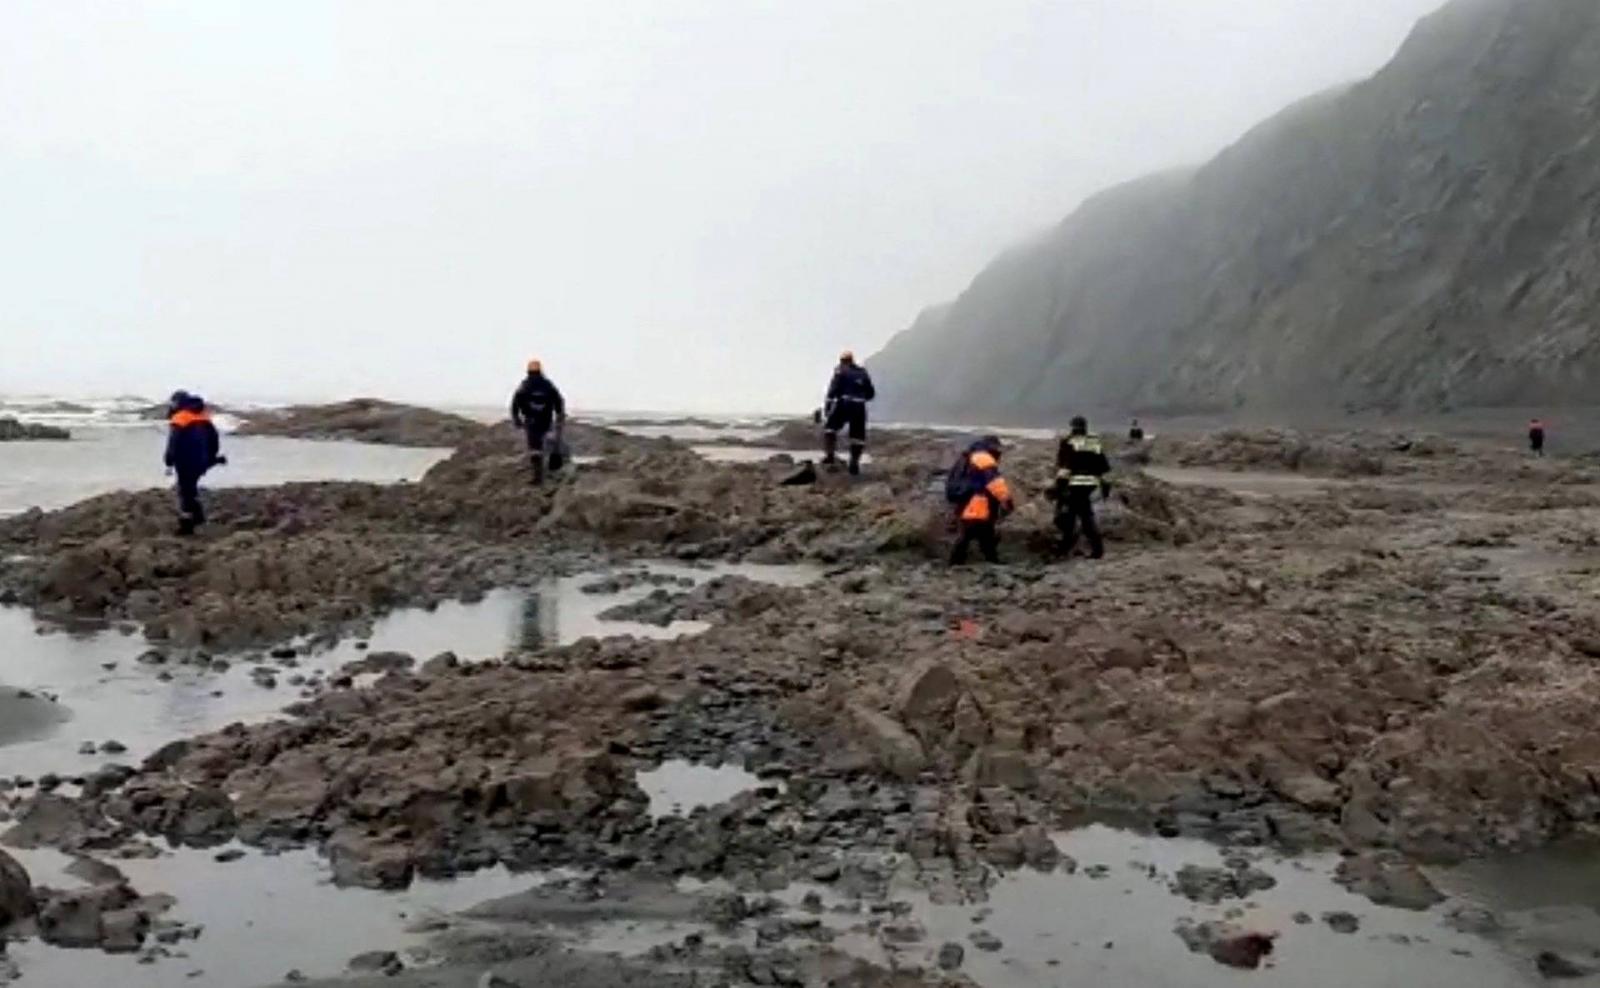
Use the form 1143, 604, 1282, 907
1054, 416, 1112, 559
1529, 418, 1546, 456
163, 391, 225, 536
510, 359, 567, 484
1128, 418, 1145, 442
822, 350, 875, 475
948, 435, 1014, 565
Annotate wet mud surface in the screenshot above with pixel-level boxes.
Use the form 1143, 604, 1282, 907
2, 417, 1600, 985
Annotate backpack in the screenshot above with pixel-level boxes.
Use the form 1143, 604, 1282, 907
944, 453, 977, 505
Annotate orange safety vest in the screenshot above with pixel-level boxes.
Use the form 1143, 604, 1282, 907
960, 452, 1012, 523
170, 409, 212, 428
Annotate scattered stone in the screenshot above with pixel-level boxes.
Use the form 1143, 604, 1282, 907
1334, 852, 1443, 910
0, 849, 34, 928
1323, 911, 1361, 934
1175, 920, 1276, 970
937, 941, 966, 970
1536, 951, 1589, 980
214, 849, 246, 864
969, 930, 1003, 952
348, 950, 404, 975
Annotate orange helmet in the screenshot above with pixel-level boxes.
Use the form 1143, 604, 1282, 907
527, 358, 542, 373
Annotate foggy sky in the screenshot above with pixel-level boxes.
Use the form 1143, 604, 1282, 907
2, 0, 1445, 414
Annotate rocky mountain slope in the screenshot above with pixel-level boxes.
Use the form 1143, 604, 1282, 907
872, 0, 1600, 422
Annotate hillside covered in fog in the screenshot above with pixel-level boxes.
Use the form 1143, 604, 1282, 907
872, 0, 1600, 421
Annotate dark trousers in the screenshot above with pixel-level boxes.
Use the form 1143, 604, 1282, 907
950, 521, 999, 564
824, 402, 868, 472
524, 416, 552, 480
1056, 486, 1103, 558
176, 470, 205, 534
1531, 432, 1545, 456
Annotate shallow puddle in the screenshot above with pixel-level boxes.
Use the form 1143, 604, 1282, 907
0, 562, 817, 779
767, 826, 1553, 987
5, 844, 534, 987
635, 760, 767, 819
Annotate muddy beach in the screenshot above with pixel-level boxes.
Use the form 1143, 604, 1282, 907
3, 412, 1600, 986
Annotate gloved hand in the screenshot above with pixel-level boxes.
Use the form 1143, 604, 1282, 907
1100, 482, 1112, 500
164, 467, 173, 478
215, 456, 229, 467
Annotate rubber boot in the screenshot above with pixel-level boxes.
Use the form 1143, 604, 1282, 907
822, 432, 839, 468
177, 515, 196, 537
847, 445, 862, 476
530, 454, 546, 486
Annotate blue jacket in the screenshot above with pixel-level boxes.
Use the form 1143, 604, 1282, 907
164, 397, 222, 476
511, 373, 566, 427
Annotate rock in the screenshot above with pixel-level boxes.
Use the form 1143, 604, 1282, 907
1444, 904, 1502, 936
101, 907, 150, 953
1175, 919, 1275, 970
1273, 773, 1343, 813
421, 651, 460, 676
0, 417, 70, 442
214, 849, 246, 864
1322, 911, 1361, 934
100, 740, 127, 754
896, 661, 962, 723
64, 857, 126, 888
847, 704, 926, 781
478, 973, 523, 988
937, 941, 966, 970
35, 883, 138, 949
328, 833, 415, 890
1171, 864, 1276, 904
0, 849, 34, 928
1334, 852, 1443, 911
969, 929, 1003, 952
620, 686, 667, 712
348, 950, 404, 975
1536, 952, 1590, 980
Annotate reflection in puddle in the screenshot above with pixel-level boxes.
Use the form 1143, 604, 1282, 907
635, 760, 767, 819
0, 562, 817, 779
5, 844, 534, 987
766, 826, 1541, 988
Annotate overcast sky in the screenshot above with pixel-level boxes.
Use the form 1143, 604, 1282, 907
1, 0, 1445, 414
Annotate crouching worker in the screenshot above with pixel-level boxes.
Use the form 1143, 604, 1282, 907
164, 391, 225, 536
947, 436, 1014, 565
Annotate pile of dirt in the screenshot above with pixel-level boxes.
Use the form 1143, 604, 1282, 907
0, 417, 69, 442
235, 399, 486, 448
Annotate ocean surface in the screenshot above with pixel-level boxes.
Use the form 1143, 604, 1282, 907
0, 394, 796, 517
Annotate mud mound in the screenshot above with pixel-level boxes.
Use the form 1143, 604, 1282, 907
0, 417, 69, 442
235, 399, 484, 448
1157, 430, 1387, 477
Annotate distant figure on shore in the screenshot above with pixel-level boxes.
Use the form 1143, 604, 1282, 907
1055, 415, 1112, 559
163, 390, 224, 536
510, 359, 567, 484
1128, 418, 1145, 442
1529, 418, 1546, 456
947, 435, 1013, 565
822, 350, 875, 476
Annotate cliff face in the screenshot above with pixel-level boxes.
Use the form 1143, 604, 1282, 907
873, 0, 1600, 422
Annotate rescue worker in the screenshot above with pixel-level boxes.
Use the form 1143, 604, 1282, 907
510, 359, 567, 484
1128, 418, 1145, 442
950, 435, 1014, 565
822, 350, 875, 475
1529, 418, 1546, 456
1055, 415, 1112, 559
163, 391, 224, 536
